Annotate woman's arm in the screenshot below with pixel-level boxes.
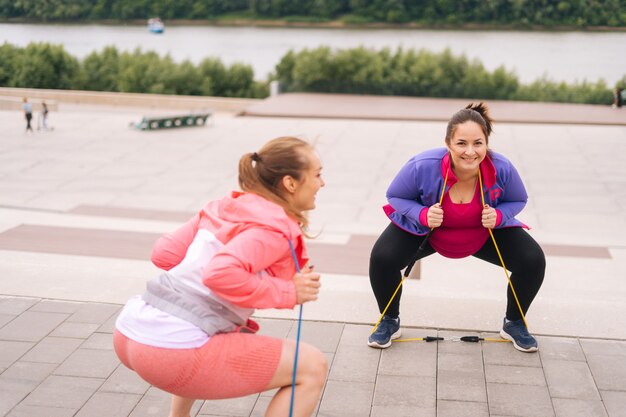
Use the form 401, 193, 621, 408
386, 159, 429, 226
493, 164, 528, 224
151, 214, 201, 270
202, 228, 297, 309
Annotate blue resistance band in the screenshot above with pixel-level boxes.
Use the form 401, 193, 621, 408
287, 239, 303, 417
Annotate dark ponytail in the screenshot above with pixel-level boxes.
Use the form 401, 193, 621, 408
445, 102, 494, 145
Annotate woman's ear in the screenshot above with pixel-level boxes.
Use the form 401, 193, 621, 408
282, 175, 297, 194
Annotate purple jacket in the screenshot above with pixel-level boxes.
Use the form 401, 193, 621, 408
384, 147, 528, 235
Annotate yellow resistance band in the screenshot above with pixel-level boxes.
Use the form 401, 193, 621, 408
478, 169, 528, 330
371, 165, 529, 336
371, 168, 449, 335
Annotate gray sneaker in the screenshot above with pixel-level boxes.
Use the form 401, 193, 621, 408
368, 316, 401, 348
500, 318, 538, 352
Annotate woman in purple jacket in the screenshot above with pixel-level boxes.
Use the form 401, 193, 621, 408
368, 102, 545, 352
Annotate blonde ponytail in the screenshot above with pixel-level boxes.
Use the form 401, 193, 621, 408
238, 137, 314, 230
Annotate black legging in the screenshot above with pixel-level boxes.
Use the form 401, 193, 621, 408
369, 223, 545, 321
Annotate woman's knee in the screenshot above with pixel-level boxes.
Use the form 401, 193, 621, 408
273, 340, 327, 389
501, 230, 546, 273
507, 240, 546, 277
519, 246, 546, 275
298, 343, 328, 387
370, 243, 404, 273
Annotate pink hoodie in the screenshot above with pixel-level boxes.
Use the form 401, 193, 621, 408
151, 191, 307, 310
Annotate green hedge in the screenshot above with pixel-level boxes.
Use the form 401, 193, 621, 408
2, 41, 624, 104
0, 43, 79, 90
274, 46, 623, 105
0, 42, 268, 98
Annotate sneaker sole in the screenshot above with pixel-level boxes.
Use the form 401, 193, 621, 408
500, 329, 538, 353
367, 328, 402, 349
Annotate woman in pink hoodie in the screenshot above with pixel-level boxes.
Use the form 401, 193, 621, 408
114, 137, 327, 417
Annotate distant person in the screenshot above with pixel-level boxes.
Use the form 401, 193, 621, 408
367, 102, 545, 353
22, 98, 33, 133
114, 137, 327, 417
38, 101, 49, 131
613, 87, 623, 108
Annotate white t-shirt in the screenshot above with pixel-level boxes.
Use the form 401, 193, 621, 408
116, 296, 210, 349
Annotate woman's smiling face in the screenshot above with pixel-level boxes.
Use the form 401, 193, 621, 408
290, 149, 324, 212
446, 121, 488, 174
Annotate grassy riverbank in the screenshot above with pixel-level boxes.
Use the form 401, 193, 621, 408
1, 15, 625, 32
3, 0, 624, 29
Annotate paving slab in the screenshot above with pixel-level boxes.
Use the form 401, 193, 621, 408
437, 400, 489, 417
585, 354, 626, 391
543, 359, 602, 400
52, 348, 120, 379
199, 394, 259, 417
19, 336, 83, 364
74, 392, 142, 417
0, 311, 69, 342
552, 398, 608, 417
6, 404, 76, 417
484, 364, 547, 386
601, 391, 626, 417
317, 380, 374, 417
0, 341, 34, 369
487, 383, 555, 417
21, 375, 103, 409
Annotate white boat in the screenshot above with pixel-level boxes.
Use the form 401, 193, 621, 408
148, 18, 164, 34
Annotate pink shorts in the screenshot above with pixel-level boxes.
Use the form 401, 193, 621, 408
113, 329, 283, 399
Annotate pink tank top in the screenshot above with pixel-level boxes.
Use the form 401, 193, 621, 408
429, 185, 489, 259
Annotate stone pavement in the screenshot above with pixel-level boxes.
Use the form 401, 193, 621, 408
1, 295, 626, 417
1, 95, 626, 416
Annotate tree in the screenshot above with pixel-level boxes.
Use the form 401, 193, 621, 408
309, 0, 348, 18
198, 57, 227, 96
223, 62, 256, 97
291, 46, 333, 91
77, 46, 121, 91
167, 60, 202, 95
0, 42, 21, 86
13, 43, 79, 89
117, 49, 170, 93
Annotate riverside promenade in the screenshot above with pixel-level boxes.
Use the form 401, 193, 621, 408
1, 93, 625, 417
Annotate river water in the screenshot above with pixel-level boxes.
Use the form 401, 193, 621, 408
1, 23, 624, 84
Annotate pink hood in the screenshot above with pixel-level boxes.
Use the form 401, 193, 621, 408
200, 191, 308, 267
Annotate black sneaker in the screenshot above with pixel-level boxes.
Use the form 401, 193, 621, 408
368, 315, 401, 348
500, 318, 538, 352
